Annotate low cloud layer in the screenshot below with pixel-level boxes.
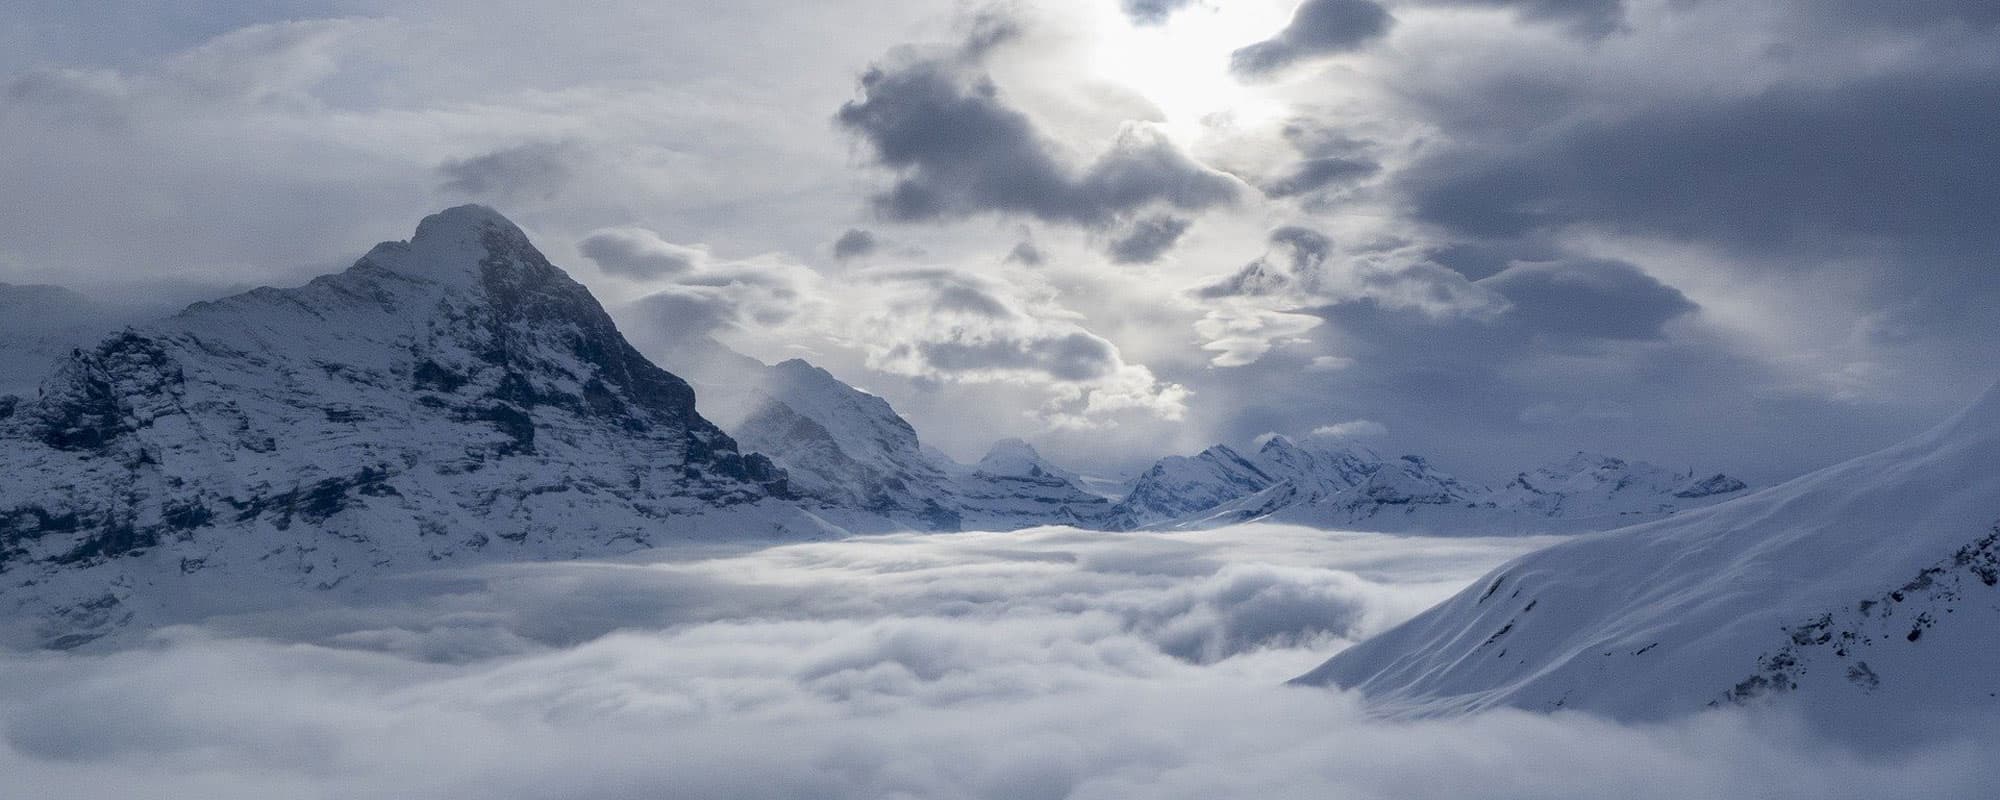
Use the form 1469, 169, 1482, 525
3, 525, 1996, 799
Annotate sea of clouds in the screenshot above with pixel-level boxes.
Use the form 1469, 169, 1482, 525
3, 523, 1996, 799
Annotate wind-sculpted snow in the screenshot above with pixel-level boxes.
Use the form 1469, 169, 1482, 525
3, 524, 1996, 800
1299, 382, 2000, 734
0, 206, 807, 648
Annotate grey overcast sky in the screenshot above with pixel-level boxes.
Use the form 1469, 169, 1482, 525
2, 0, 1995, 482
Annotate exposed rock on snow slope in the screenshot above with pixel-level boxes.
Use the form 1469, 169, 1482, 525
0, 206, 820, 648
1109, 444, 1278, 528
1297, 381, 2000, 732
1113, 435, 1746, 533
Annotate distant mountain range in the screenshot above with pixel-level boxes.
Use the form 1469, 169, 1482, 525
1109, 436, 1744, 534
0, 206, 1745, 648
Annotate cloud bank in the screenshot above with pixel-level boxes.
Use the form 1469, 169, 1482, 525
3, 525, 1996, 799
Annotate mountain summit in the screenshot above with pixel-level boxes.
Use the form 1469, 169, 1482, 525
0, 206, 797, 647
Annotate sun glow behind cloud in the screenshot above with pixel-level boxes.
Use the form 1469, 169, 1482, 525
1084, 3, 1293, 142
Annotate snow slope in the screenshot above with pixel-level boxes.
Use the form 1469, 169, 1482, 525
1297, 381, 2000, 732
0, 206, 826, 648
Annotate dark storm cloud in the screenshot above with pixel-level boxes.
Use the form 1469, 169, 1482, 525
1406, 69, 2000, 266
838, 52, 1238, 225
1122, 0, 1197, 26
832, 228, 879, 260
578, 228, 698, 278
1480, 259, 1697, 342
1107, 214, 1192, 264
874, 267, 1018, 318
1230, 0, 1393, 79
1426, 241, 1557, 281
917, 332, 1119, 382
1, 68, 130, 129
1821, 0, 2000, 31
1259, 120, 1380, 199
630, 288, 734, 341
437, 141, 578, 200
1419, 0, 1626, 38
1260, 156, 1378, 198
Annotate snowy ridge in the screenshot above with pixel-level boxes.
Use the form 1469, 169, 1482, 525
663, 339, 1110, 531
1114, 435, 1746, 533
1108, 444, 1278, 529
0, 206, 820, 648
1296, 381, 2000, 732
942, 439, 1113, 529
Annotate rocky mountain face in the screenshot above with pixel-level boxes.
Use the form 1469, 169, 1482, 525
1296, 382, 2000, 736
0, 206, 809, 648
1110, 435, 1747, 533
0, 284, 127, 398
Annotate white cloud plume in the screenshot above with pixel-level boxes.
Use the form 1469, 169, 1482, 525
1310, 419, 1389, 439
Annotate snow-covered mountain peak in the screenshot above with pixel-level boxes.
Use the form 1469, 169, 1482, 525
0, 207, 807, 647
382, 203, 534, 279
976, 438, 1050, 476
